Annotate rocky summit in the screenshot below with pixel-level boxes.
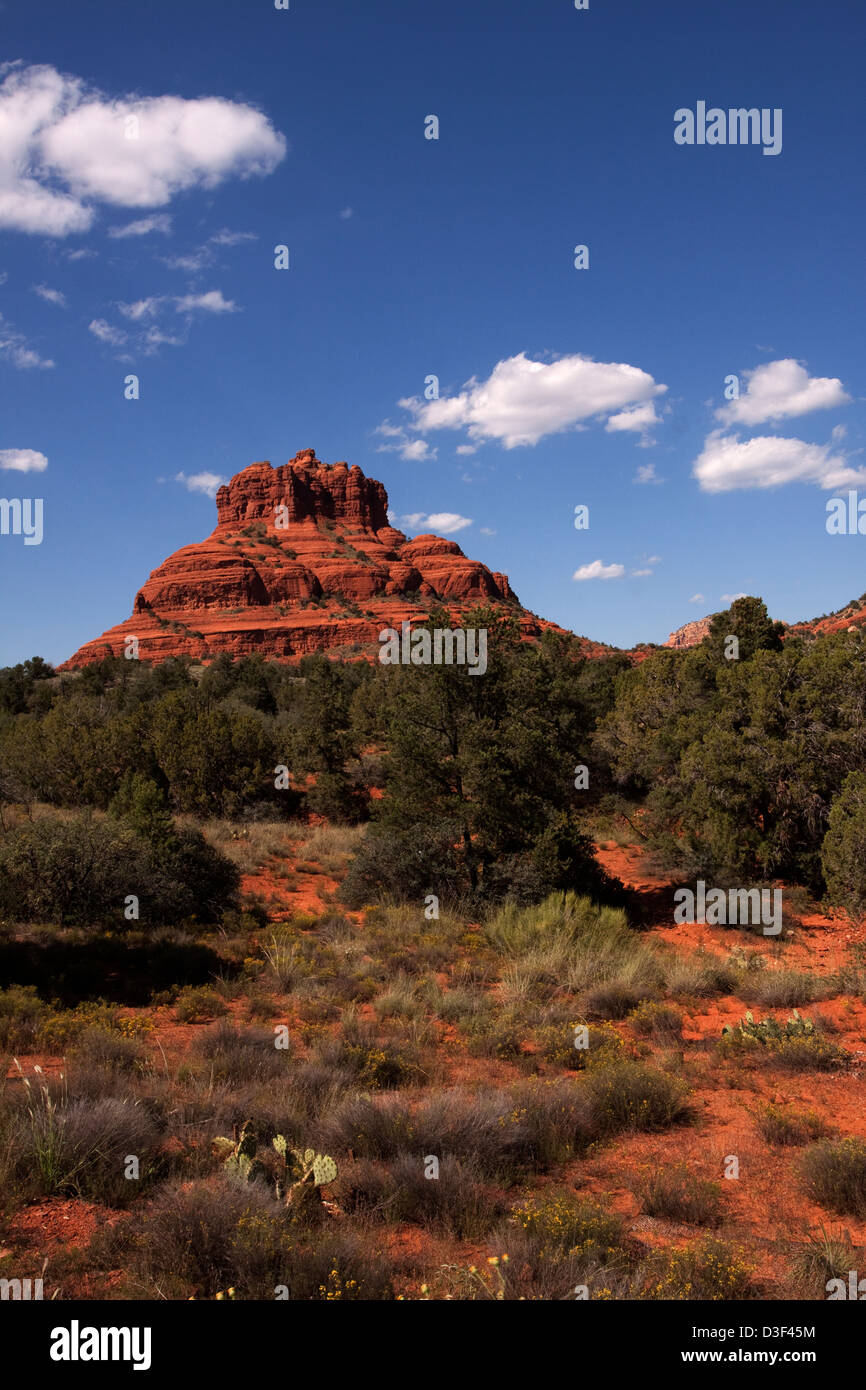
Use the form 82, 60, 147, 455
61, 449, 559, 668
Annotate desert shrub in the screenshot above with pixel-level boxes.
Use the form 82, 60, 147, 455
0, 984, 45, 1051
645, 1236, 755, 1300
636, 1164, 723, 1226
192, 1021, 290, 1084
372, 976, 424, 1021
464, 1016, 524, 1060
754, 1103, 830, 1147
314, 1033, 422, 1090
385, 1154, 504, 1237
175, 986, 229, 1024
0, 812, 238, 928
738, 968, 823, 1008
628, 999, 683, 1040
663, 950, 735, 998
129, 1179, 292, 1298
584, 981, 653, 1020
12, 1079, 162, 1204
535, 1019, 624, 1069
70, 1028, 145, 1075
320, 1080, 597, 1178
36, 1001, 153, 1052
799, 1138, 866, 1216
339, 822, 463, 908
787, 1226, 859, 1297
583, 1061, 691, 1135
512, 1192, 625, 1260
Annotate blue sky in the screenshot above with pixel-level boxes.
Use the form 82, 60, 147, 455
1, 0, 864, 665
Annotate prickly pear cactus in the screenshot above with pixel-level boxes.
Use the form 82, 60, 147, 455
312, 1154, 337, 1186
272, 1134, 287, 1158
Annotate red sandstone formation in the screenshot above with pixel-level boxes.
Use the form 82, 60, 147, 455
664, 615, 717, 649
61, 450, 563, 669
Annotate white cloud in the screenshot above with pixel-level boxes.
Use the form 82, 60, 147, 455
32, 283, 66, 307
174, 289, 237, 314
716, 359, 851, 426
0, 447, 47, 472
88, 317, 127, 345
0, 63, 286, 236
689, 593, 705, 604
480, 526, 496, 536
647, 555, 662, 565
339, 207, 353, 220
175, 470, 226, 498
426, 512, 472, 534
456, 444, 478, 456
143, 326, 185, 352
572, 559, 625, 581
693, 429, 866, 492
0, 313, 54, 368
118, 296, 163, 320
605, 400, 661, 437
721, 593, 747, 602
398, 510, 473, 535
375, 421, 437, 462
396, 351, 667, 449
634, 462, 663, 485
162, 248, 212, 272
209, 228, 256, 246
631, 568, 653, 578
107, 213, 172, 237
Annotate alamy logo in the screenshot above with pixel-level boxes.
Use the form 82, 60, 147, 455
826, 1271, 866, 1299
674, 102, 782, 156
49, 1321, 152, 1371
0, 497, 43, 545
0, 1276, 43, 1299
379, 621, 487, 675
674, 880, 782, 936
826, 491, 866, 535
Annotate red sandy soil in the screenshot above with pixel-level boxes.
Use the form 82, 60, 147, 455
5, 832, 865, 1298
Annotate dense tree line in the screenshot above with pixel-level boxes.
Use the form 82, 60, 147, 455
1, 593, 865, 918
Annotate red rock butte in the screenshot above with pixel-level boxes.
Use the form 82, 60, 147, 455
62, 449, 565, 669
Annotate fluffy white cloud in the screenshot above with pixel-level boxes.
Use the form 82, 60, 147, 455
631, 568, 653, 578
32, 283, 66, 307
375, 421, 437, 462
0, 447, 47, 472
175, 470, 226, 498
174, 289, 237, 314
716, 359, 851, 426
425, 512, 472, 534
572, 560, 625, 581
693, 430, 866, 492
605, 400, 661, 435
0, 313, 53, 367
0, 63, 286, 236
397, 510, 472, 534
89, 317, 127, 345
689, 593, 705, 604
396, 352, 667, 449
107, 213, 172, 238
721, 593, 747, 602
